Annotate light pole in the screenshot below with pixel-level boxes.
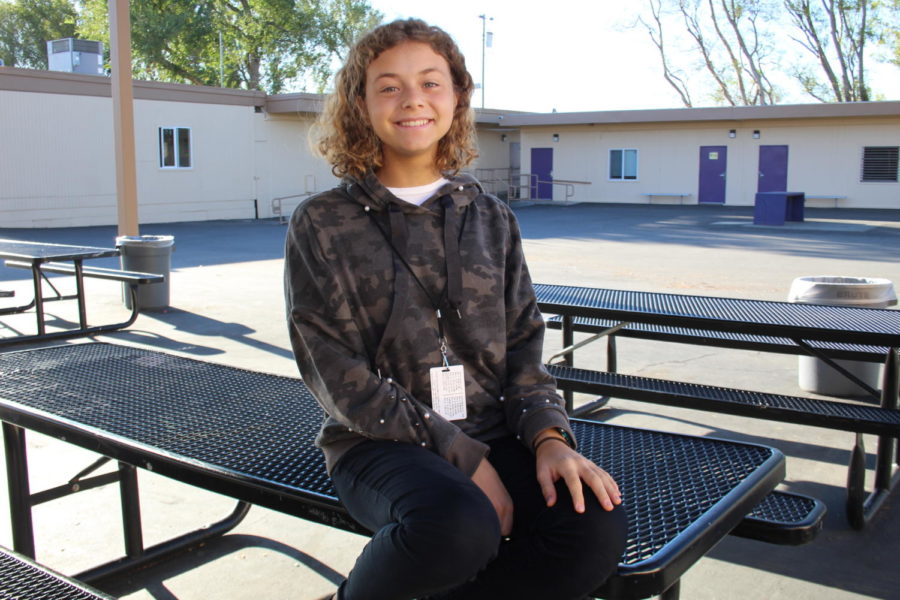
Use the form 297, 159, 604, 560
479, 14, 493, 109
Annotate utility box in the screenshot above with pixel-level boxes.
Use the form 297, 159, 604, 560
46, 38, 104, 75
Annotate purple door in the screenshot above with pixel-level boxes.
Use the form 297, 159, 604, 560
758, 145, 789, 192
698, 146, 727, 204
531, 148, 553, 200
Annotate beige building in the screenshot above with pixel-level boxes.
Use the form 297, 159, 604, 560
1, 67, 898, 228
495, 104, 900, 208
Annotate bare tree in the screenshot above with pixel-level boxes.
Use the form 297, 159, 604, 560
639, 0, 897, 104
715, 0, 778, 104
639, 0, 694, 106
640, 0, 778, 106
784, 0, 872, 101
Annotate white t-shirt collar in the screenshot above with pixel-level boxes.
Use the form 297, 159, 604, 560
387, 178, 450, 206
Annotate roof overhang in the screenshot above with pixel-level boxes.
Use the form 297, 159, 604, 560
487, 102, 900, 127
3, 66, 897, 125
0, 66, 266, 107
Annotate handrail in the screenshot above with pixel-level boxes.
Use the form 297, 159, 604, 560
510, 174, 590, 202
509, 173, 539, 201
473, 167, 512, 198
272, 175, 317, 223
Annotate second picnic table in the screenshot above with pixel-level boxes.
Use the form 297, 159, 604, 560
0, 239, 163, 345
534, 282, 900, 529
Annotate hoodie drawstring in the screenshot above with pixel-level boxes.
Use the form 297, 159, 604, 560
441, 196, 463, 317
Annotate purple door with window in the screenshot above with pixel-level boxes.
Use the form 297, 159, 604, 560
531, 148, 553, 200
698, 146, 727, 204
758, 145, 789, 192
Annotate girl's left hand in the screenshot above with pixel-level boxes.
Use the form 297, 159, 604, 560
535, 439, 622, 513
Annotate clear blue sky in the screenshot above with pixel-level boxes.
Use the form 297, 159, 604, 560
367, 0, 900, 113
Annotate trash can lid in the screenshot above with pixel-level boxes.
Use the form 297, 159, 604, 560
115, 235, 175, 247
788, 275, 897, 307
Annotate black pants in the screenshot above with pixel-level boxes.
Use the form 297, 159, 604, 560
331, 436, 628, 600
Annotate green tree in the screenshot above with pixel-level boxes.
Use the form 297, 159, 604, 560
0, 0, 78, 68
76, 0, 381, 93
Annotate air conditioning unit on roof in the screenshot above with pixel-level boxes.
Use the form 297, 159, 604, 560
46, 38, 104, 75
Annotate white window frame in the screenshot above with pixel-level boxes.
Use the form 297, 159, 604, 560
609, 148, 638, 181
159, 126, 193, 169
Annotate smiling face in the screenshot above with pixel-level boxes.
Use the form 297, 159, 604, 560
363, 41, 458, 184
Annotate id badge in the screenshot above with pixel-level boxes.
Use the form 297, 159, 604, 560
429, 364, 467, 421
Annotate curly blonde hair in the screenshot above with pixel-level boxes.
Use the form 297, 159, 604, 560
313, 19, 478, 179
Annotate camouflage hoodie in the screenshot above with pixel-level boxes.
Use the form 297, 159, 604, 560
284, 172, 573, 477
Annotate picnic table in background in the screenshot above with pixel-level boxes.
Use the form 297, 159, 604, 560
534, 282, 900, 529
0, 239, 162, 346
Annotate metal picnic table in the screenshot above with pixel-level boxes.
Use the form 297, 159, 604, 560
534, 283, 900, 528
0, 343, 786, 599
0, 239, 161, 345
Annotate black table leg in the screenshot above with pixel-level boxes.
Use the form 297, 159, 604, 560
74, 259, 88, 329
119, 462, 144, 558
31, 263, 45, 336
562, 315, 574, 411
847, 348, 900, 529
659, 579, 681, 600
3, 422, 35, 558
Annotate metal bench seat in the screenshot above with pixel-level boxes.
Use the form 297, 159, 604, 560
0, 546, 115, 600
545, 315, 888, 362
4, 260, 164, 284
732, 491, 826, 546
1, 261, 165, 347
546, 363, 900, 437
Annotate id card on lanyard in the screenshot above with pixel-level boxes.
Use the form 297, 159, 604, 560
430, 364, 467, 420
366, 199, 468, 420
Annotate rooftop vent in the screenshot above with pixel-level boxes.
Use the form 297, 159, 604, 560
46, 38, 104, 75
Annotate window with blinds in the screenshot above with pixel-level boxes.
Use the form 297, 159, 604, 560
861, 146, 898, 182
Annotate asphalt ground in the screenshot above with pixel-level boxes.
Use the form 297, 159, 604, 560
0, 202, 898, 599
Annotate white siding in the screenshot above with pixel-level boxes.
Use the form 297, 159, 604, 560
2, 80, 898, 228
517, 119, 900, 208
136, 100, 257, 223
0, 92, 116, 227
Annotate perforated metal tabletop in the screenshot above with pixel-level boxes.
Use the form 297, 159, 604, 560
0, 239, 119, 263
0, 343, 784, 599
0, 547, 114, 600
534, 283, 900, 348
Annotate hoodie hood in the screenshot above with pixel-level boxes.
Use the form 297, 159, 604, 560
345, 171, 483, 213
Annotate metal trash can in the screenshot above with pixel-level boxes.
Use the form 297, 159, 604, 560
788, 276, 897, 396
115, 235, 175, 310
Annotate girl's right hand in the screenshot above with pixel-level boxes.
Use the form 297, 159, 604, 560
471, 457, 514, 536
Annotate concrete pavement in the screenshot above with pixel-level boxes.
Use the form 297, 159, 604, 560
1, 202, 898, 599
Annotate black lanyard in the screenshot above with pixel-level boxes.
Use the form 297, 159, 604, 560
365, 196, 466, 362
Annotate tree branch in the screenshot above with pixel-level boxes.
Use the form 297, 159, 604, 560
640, 0, 694, 106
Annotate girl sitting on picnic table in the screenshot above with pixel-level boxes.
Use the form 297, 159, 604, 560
284, 18, 627, 600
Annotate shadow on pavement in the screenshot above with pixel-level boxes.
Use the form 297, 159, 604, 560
98, 533, 344, 599
106, 307, 295, 361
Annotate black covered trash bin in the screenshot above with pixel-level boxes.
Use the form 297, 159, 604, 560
115, 235, 175, 310
788, 276, 896, 396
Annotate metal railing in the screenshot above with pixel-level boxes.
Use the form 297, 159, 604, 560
272, 175, 317, 223
473, 167, 512, 198
508, 174, 590, 203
